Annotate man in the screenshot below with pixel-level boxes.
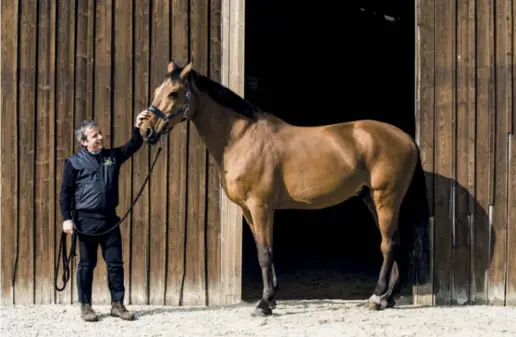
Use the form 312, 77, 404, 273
59, 111, 149, 322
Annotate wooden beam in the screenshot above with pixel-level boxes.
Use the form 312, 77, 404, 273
219, 0, 244, 305
414, 0, 435, 307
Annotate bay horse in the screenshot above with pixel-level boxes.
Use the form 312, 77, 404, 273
139, 61, 430, 316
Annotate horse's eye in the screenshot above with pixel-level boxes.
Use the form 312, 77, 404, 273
169, 92, 178, 98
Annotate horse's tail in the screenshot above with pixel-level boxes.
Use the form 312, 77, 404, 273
397, 144, 431, 288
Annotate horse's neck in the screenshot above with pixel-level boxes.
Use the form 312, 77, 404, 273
191, 91, 253, 169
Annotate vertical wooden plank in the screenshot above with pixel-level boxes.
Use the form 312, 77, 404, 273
220, 0, 230, 88
453, 0, 475, 305
0, 0, 19, 305
148, 0, 170, 305
131, 0, 151, 305
86, 0, 95, 121
219, 0, 230, 307
16, 0, 38, 305
508, 0, 514, 135
184, 0, 209, 306
35, 0, 56, 304
467, 0, 478, 306
55, 0, 76, 305
471, 0, 494, 305
414, 0, 435, 306
488, 3, 497, 207
48, 1, 58, 305
166, 0, 189, 306
90, 0, 113, 305
113, 0, 134, 306
206, 0, 223, 306
75, 0, 92, 125
219, 0, 244, 305
509, 132, 516, 305
513, 0, 515, 135
433, 0, 455, 306
93, 0, 113, 145
485, 0, 497, 212
507, 0, 516, 307
488, 0, 511, 306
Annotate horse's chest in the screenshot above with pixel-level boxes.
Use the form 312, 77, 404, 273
221, 161, 272, 203
220, 168, 252, 200
221, 138, 275, 202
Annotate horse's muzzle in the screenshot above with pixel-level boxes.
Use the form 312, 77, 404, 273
144, 126, 153, 138
143, 127, 159, 144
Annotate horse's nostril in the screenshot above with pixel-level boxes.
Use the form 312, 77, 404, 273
145, 127, 153, 138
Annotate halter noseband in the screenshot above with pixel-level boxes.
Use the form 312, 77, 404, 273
147, 81, 192, 134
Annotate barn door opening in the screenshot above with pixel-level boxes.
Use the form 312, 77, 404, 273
242, 1, 416, 302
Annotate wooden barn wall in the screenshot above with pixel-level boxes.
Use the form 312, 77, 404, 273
0, 0, 227, 306
415, 0, 515, 306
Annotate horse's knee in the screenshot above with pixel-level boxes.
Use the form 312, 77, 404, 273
380, 234, 399, 255
257, 244, 272, 267
380, 239, 393, 257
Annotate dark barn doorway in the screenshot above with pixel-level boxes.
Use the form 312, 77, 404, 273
241, 1, 416, 302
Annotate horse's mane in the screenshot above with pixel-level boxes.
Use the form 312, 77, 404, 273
167, 68, 267, 120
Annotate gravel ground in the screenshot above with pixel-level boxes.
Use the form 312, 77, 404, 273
3, 269, 515, 337
2, 300, 516, 337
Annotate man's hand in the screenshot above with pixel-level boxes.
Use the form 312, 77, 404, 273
63, 220, 74, 234
135, 110, 150, 128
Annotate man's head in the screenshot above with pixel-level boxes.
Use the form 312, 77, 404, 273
75, 120, 104, 152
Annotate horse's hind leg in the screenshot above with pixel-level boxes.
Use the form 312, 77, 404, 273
366, 189, 401, 310
361, 189, 398, 308
385, 254, 401, 307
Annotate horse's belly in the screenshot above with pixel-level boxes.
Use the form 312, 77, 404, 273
280, 169, 363, 209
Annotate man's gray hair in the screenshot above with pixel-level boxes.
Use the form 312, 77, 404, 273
75, 119, 97, 143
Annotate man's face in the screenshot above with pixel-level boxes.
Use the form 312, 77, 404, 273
81, 126, 104, 152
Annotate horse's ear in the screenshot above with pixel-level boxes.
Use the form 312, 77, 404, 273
180, 62, 193, 79
168, 61, 175, 73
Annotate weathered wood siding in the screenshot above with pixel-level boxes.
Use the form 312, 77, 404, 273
416, 0, 515, 306
3, 0, 514, 308
0, 0, 235, 306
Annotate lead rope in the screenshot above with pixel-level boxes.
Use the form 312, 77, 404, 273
52, 146, 163, 292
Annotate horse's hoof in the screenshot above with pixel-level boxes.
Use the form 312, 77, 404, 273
252, 300, 273, 317
252, 307, 272, 317
269, 299, 277, 309
367, 295, 387, 311
366, 300, 382, 310
386, 298, 396, 308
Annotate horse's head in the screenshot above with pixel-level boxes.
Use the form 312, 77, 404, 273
140, 61, 194, 144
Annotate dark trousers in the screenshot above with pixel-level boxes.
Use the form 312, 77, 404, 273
76, 224, 125, 304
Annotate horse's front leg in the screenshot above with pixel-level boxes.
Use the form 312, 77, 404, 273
243, 207, 278, 312
247, 201, 276, 316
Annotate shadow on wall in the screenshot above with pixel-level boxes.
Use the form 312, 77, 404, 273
241, 158, 495, 303
402, 168, 496, 304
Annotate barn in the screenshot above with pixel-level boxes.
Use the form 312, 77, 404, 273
1, 0, 514, 308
